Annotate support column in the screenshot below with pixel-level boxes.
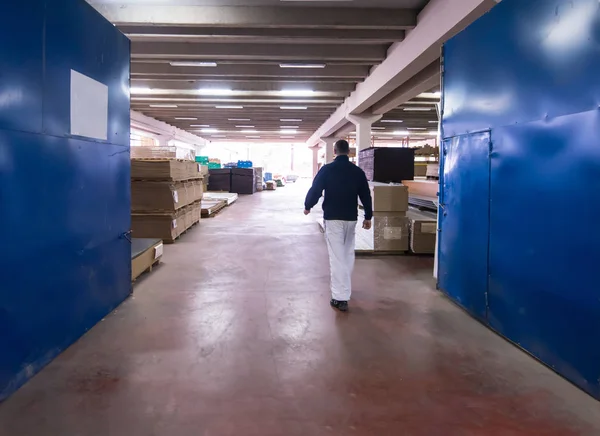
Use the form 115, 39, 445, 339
311, 146, 319, 178
320, 136, 336, 164
155, 134, 173, 147
347, 114, 382, 164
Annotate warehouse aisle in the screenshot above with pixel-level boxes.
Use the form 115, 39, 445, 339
0, 181, 599, 435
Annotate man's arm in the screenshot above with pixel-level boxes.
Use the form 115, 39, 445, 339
358, 171, 373, 221
304, 167, 327, 212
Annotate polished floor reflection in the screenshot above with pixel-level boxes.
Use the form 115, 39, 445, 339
0, 181, 599, 435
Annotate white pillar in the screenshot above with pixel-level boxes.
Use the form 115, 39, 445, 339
312, 147, 319, 178
347, 114, 382, 164
155, 134, 172, 147
321, 136, 336, 164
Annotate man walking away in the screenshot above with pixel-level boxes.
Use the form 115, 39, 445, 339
304, 140, 373, 312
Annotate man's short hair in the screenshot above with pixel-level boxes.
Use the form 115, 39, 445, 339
335, 139, 350, 155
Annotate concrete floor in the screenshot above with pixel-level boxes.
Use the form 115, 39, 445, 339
1, 181, 599, 435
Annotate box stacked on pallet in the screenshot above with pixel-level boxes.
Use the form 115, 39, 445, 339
362, 183, 410, 253
407, 209, 437, 254
131, 159, 203, 243
254, 167, 264, 192
208, 168, 232, 192
231, 168, 256, 195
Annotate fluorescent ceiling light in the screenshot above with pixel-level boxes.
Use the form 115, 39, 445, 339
229, 118, 251, 121
216, 105, 244, 109
419, 92, 442, 99
149, 104, 177, 108
394, 130, 410, 136
280, 63, 326, 69
198, 88, 233, 95
279, 89, 315, 96
280, 136, 295, 139
246, 136, 261, 139
428, 131, 439, 136
170, 61, 217, 67
381, 119, 403, 123
403, 107, 433, 111
429, 120, 439, 123
407, 127, 427, 130
201, 128, 219, 133
281, 119, 302, 122
130, 87, 154, 94
190, 124, 210, 128
241, 129, 259, 133
211, 135, 227, 138
235, 125, 255, 128
280, 129, 298, 134
175, 117, 197, 120
371, 127, 385, 130
280, 126, 299, 129
280, 106, 307, 110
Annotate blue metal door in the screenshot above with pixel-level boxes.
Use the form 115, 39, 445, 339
438, 132, 491, 321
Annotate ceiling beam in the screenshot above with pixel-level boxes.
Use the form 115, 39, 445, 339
131, 63, 370, 79
306, 0, 498, 146
131, 42, 388, 62
92, 5, 418, 30
371, 60, 441, 114
131, 80, 357, 93
120, 26, 406, 44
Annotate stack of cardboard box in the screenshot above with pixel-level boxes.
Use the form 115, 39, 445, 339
130, 160, 203, 243
369, 184, 410, 252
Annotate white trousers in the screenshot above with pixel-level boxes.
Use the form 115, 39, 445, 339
324, 220, 357, 302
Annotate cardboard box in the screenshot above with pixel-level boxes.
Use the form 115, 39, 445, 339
370, 184, 409, 212
132, 211, 184, 242
131, 202, 202, 243
407, 209, 437, 254
131, 159, 201, 181
372, 214, 410, 252
131, 180, 203, 212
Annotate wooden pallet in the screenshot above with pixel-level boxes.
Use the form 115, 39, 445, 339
132, 239, 163, 281
201, 200, 227, 217
132, 258, 161, 282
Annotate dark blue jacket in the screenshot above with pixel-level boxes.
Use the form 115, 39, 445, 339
305, 155, 373, 221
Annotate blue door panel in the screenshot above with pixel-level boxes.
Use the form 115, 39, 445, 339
443, 0, 600, 138
0, 0, 131, 401
0, 1, 44, 134
442, 0, 600, 399
438, 132, 490, 321
43, 0, 131, 146
0, 130, 131, 400
488, 111, 600, 399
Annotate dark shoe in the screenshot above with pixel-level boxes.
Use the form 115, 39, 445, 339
330, 299, 349, 312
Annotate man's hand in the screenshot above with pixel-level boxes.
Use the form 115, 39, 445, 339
304, 209, 311, 216
363, 220, 372, 230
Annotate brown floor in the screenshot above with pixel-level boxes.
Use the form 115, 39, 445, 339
1, 181, 599, 436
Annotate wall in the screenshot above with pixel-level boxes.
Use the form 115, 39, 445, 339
0, 0, 131, 400
440, 0, 600, 398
